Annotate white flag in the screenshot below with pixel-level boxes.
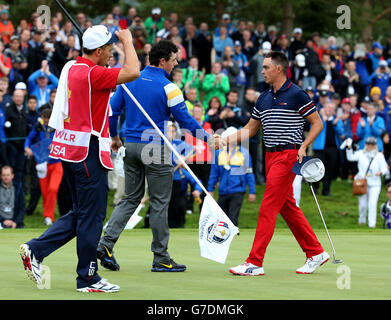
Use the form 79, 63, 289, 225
124, 203, 144, 230
199, 194, 239, 264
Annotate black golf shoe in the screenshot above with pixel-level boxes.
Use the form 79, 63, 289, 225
151, 259, 186, 272
97, 246, 120, 271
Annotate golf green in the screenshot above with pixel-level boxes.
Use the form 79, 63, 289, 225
1, 228, 390, 300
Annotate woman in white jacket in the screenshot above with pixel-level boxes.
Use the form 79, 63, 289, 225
346, 136, 389, 228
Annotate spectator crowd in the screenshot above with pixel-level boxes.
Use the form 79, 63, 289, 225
1, 3, 391, 229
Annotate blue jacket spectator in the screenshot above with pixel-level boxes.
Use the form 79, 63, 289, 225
24, 117, 59, 164
357, 105, 386, 151
27, 68, 59, 108
312, 114, 345, 151
369, 42, 384, 72
213, 26, 234, 61
0, 107, 5, 144
208, 145, 256, 196
370, 61, 391, 99
207, 140, 256, 226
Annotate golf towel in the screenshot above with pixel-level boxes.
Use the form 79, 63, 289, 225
199, 194, 239, 264
48, 60, 75, 131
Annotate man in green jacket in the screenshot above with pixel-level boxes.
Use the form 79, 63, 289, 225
144, 8, 165, 44
201, 61, 230, 109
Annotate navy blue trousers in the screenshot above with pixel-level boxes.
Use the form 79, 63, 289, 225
27, 137, 108, 288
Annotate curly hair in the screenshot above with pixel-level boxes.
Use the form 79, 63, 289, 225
148, 40, 178, 67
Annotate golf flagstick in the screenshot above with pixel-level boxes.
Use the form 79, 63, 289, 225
309, 183, 343, 264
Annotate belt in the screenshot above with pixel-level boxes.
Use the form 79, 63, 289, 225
266, 144, 301, 152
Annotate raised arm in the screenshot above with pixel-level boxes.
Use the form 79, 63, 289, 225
115, 29, 140, 84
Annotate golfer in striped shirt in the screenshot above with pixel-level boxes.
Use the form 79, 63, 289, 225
226, 51, 330, 275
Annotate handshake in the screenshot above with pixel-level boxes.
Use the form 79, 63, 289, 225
207, 134, 227, 150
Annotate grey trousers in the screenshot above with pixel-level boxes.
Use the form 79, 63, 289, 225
99, 142, 173, 264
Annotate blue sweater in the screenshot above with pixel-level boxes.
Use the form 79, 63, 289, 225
356, 115, 386, 151
25, 121, 59, 164
208, 146, 256, 196
109, 66, 209, 144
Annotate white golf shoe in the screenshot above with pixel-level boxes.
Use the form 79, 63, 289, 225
19, 244, 42, 285
77, 279, 120, 293
296, 251, 330, 274
229, 262, 264, 276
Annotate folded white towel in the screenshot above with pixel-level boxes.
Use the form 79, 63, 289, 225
48, 60, 76, 131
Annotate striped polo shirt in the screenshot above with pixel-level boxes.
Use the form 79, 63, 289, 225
251, 79, 316, 148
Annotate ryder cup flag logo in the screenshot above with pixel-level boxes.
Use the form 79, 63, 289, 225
207, 221, 231, 244
199, 194, 239, 264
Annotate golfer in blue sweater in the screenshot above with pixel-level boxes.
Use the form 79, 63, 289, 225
97, 40, 221, 272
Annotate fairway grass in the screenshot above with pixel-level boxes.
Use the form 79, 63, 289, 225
1, 228, 390, 300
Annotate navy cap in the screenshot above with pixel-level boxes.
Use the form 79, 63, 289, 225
292, 156, 313, 175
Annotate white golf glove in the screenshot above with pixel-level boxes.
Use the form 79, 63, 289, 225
340, 138, 352, 150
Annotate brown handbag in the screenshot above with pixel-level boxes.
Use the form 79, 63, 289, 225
352, 178, 367, 195
352, 156, 374, 196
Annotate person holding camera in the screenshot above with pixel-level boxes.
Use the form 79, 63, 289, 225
370, 60, 391, 100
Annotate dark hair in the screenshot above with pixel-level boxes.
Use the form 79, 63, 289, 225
386, 182, 391, 190
228, 89, 239, 95
27, 95, 37, 101
148, 40, 178, 67
265, 51, 289, 74
40, 108, 52, 119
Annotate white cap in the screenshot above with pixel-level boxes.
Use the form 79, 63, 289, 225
82, 25, 118, 50
152, 7, 161, 15
293, 27, 303, 34
301, 158, 325, 183
267, 25, 277, 32
222, 13, 230, 20
262, 41, 271, 53
221, 126, 238, 139
295, 54, 305, 67
15, 82, 27, 90
379, 60, 388, 67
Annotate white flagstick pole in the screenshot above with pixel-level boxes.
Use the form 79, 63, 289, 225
120, 84, 209, 195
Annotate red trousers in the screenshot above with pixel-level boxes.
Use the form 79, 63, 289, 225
246, 149, 324, 267
39, 162, 63, 222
